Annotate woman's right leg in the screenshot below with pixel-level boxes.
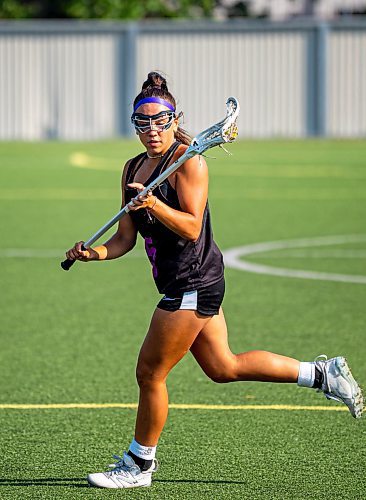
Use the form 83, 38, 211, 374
190, 308, 300, 383
134, 307, 211, 446
87, 307, 211, 489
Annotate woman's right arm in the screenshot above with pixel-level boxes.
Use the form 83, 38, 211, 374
66, 161, 138, 263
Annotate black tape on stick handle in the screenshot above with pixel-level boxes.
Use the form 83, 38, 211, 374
60, 245, 86, 271
60, 257, 76, 271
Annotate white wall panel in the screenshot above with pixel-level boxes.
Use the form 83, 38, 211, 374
0, 33, 118, 140
137, 31, 306, 138
327, 31, 366, 136
0, 22, 365, 140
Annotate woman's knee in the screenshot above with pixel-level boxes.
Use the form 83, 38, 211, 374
206, 359, 239, 383
209, 370, 238, 384
136, 360, 166, 388
199, 354, 239, 384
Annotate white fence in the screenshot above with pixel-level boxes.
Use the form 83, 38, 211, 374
0, 20, 365, 140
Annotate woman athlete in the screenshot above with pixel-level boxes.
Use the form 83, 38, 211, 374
66, 72, 363, 489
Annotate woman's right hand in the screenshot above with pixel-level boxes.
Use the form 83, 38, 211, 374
65, 241, 99, 262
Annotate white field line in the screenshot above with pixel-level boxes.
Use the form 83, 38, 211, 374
2, 187, 366, 201
223, 235, 366, 285
0, 188, 117, 200
212, 188, 366, 200
0, 249, 145, 258
210, 165, 366, 179
3, 244, 366, 262
0, 403, 348, 412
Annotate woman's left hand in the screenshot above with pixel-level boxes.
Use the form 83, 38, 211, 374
127, 183, 157, 211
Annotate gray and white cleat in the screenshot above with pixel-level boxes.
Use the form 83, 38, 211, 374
87, 452, 158, 489
315, 355, 363, 419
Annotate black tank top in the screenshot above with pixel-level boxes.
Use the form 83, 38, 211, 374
124, 141, 224, 295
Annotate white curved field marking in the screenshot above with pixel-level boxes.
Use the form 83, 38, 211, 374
253, 249, 366, 259
0, 249, 144, 259
70, 152, 120, 171
223, 235, 366, 284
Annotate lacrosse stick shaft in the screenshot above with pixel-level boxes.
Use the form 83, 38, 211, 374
61, 148, 196, 271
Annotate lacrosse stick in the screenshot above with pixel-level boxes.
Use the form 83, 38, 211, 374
61, 97, 240, 271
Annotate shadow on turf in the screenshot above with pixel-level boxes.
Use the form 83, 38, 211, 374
153, 479, 248, 484
0, 478, 88, 488
0, 477, 247, 487
155, 479, 247, 485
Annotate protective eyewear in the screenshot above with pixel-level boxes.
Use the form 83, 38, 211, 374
131, 111, 176, 134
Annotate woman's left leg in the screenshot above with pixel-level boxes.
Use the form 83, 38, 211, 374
190, 307, 363, 418
190, 308, 300, 383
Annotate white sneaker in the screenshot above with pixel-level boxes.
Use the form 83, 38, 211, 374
87, 452, 158, 489
315, 355, 363, 419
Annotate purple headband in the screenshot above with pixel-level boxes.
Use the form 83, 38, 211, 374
133, 97, 175, 112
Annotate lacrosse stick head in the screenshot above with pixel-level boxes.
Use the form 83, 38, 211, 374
188, 97, 240, 156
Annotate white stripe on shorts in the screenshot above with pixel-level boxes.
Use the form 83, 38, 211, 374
180, 290, 198, 310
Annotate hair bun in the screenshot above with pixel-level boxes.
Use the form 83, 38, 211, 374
142, 71, 168, 92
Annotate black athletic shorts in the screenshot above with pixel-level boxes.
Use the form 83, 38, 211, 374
157, 277, 225, 317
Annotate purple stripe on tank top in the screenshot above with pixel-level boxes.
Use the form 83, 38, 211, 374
144, 237, 158, 278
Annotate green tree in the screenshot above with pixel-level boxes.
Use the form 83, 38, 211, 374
0, 0, 37, 18
0, 0, 217, 19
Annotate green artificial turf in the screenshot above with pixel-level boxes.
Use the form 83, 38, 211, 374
0, 139, 365, 499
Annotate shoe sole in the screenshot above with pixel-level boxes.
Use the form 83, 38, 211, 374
87, 474, 152, 489
334, 357, 363, 419
87, 479, 151, 489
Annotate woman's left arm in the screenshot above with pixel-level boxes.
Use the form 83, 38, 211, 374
129, 155, 208, 242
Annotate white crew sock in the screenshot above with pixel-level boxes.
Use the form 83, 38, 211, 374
129, 438, 157, 460
297, 362, 316, 388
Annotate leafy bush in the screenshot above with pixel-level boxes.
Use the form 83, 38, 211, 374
0, 0, 216, 19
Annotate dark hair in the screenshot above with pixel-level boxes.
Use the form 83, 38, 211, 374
134, 72, 191, 146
